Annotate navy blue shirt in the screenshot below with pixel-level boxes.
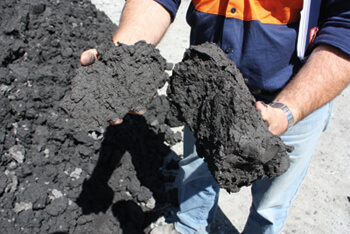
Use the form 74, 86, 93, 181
155, 0, 350, 92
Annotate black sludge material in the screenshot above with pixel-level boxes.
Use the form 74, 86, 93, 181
61, 41, 168, 132
0, 0, 180, 233
167, 42, 293, 193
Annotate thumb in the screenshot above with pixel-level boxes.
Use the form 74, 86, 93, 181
80, 48, 98, 66
256, 101, 269, 123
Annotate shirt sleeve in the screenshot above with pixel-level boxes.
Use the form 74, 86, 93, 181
313, 0, 350, 55
154, 0, 181, 21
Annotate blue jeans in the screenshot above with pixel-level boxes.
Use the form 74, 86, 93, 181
175, 103, 333, 234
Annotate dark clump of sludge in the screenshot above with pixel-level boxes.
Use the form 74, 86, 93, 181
0, 0, 181, 233
168, 42, 293, 193
61, 41, 169, 132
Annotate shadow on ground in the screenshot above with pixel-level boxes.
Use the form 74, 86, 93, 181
212, 207, 240, 233
76, 114, 179, 233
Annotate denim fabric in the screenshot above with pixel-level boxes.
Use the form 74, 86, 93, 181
175, 102, 333, 234
175, 125, 220, 234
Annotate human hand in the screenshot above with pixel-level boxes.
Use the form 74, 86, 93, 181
80, 48, 99, 66
79, 48, 148, 125
256, 101, 289, 136
108, 108, 147, 125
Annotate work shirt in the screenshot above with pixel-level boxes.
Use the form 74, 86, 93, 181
155, 0, 350, 93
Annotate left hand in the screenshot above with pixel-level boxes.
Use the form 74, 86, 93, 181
256, 101, 289, 136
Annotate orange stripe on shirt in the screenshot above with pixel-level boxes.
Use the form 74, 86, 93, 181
192, 0, 303, 25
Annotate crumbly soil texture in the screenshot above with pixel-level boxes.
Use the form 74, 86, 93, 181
168, 42, 293, 193
61, 41, 169, 132
0, 0, 181, 233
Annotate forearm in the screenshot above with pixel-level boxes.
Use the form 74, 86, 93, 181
274, 44, 350, 124
113, 0, 172, 45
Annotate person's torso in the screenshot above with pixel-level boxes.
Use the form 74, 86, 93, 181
186, 0, 304, 93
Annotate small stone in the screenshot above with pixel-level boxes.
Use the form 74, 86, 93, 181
70, 168, 82, 180
8, 145, 25, 163
13, 202, 32, 213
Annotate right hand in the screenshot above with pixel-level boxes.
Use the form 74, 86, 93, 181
80, 48, 148, 125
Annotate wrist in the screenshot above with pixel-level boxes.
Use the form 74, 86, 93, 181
268, 102, 295, 130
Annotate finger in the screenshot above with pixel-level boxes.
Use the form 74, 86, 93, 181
256, 101, 269, 123
108, 119, 123, 125
128, 108, 147, 115
80, 49, 98, 66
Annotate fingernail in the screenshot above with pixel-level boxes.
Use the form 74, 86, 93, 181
86, 53, 97, 65
261, 101, 268, 108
